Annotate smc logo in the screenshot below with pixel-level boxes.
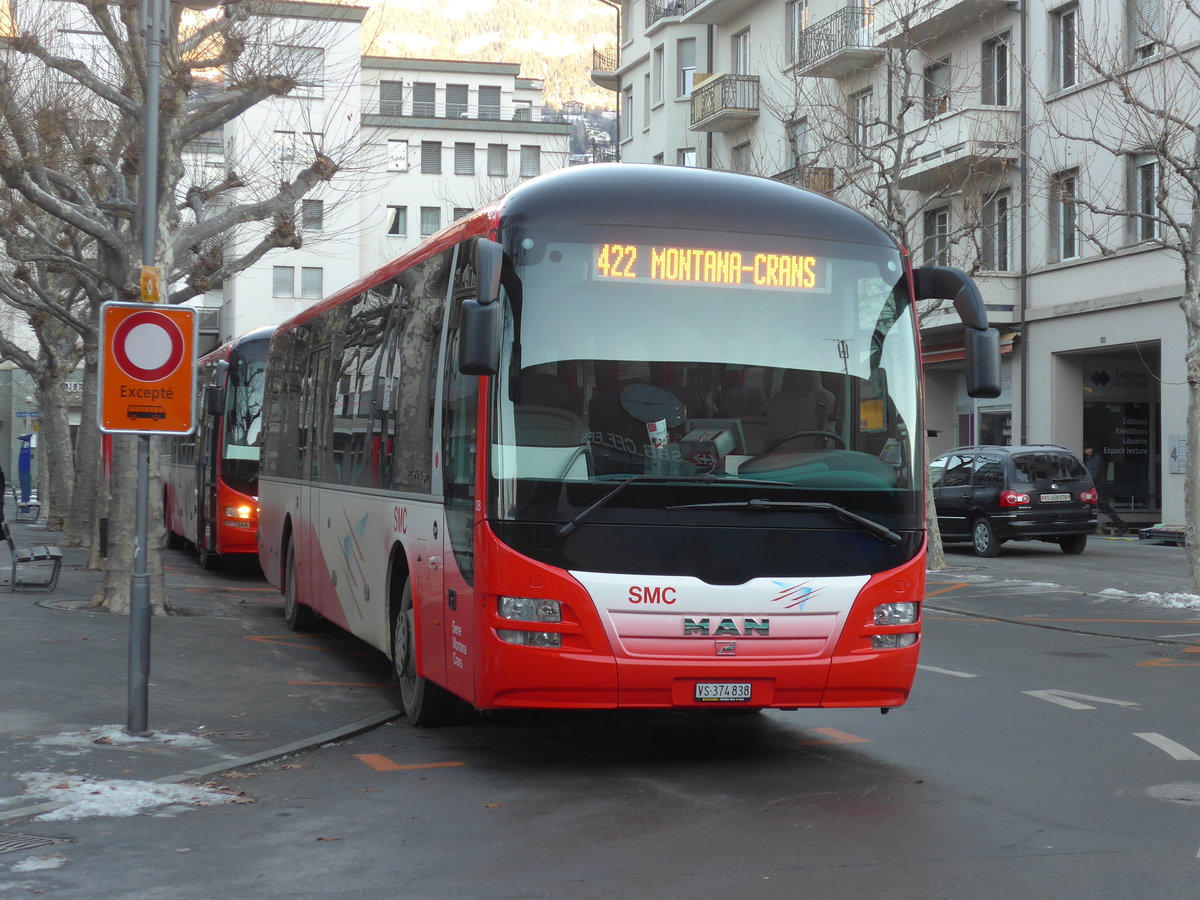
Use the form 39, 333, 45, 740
628, 586, 677, 604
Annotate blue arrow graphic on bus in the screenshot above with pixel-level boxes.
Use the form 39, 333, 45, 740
769, 581, 817, 609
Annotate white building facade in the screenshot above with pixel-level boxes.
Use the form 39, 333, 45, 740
595, 0, 1194, 528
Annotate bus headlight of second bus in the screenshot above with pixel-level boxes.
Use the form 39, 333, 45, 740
872, 601, 918, 650
223, 505, 257, 527
497, 597, 562, 648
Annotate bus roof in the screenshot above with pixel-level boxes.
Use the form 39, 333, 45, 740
197, 324, 275, 366
273, 164, 900, 338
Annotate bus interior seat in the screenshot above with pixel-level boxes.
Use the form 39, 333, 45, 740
764, 370, 836, 451
714, 386, 768, 454
514, 371, 585, 447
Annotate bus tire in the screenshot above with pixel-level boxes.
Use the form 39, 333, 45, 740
164, 502, 186, 550
283, 540, 319, 631
198, 543, 221, 571
393, 578, 455, 727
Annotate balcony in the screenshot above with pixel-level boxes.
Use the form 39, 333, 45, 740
679, 0, 760, 25
874, 0, 1014, 47
773, 166, 835, 195
794, 6, 883, 79
899, 106, 1020, 191
689, 73, 759, 132
591, 46, 619, 92
363, 100, 568, 128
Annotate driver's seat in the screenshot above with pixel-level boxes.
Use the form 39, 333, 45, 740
764, 371, 836, 451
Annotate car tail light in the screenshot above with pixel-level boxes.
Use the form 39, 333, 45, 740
999, 489, 1030, 507
1080, 488, 1098, 504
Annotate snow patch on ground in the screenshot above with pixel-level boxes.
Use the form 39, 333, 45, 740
17, 772, 237, 822
9, 854, 66, 872
35, 725, 215, 755
1096, 588, 1200, 609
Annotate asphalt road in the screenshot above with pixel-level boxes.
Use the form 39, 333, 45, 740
4, 534, 1198, 899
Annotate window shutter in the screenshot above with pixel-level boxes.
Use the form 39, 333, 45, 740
454, 143, 475, 175
380, 80, 404, 115
421, 141, 441, 174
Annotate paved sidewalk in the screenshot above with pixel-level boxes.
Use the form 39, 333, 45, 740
0, 512, 400, 824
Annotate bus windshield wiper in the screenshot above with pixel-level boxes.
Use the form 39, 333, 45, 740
557, 474, 790, 539
665, 499, 903, 546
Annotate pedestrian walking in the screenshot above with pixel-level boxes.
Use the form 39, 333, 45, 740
1083, 443, 1127, 534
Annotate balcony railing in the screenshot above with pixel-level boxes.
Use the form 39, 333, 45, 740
364, 101, 566, 124
773, 166, 835, 195
689, 73, 759, 132
795, 5, 880, 78
592, 142, 619, 164
592, 46, 618, 73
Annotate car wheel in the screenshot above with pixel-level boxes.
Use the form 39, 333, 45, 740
972, 517, 1000, 557
1059, 534, 1087, 555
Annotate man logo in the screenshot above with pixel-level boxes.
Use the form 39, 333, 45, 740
683, 617, 770, 636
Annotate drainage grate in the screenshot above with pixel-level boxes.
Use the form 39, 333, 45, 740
0, 832, 69, 855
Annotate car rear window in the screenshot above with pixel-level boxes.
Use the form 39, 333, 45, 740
1011, 452, 1087, 481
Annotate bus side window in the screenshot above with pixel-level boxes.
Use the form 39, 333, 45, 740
442, 306, 477, 583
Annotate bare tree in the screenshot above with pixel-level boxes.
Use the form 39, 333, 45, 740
0, 0, 363, 612
1038, 1, 1200, 588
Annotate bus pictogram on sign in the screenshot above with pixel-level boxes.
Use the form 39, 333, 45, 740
99, 302, 197, 435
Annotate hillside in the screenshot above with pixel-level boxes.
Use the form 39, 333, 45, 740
361, 0, 618, 109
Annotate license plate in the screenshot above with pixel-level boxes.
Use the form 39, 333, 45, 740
695, 682, 752, 702
1041, 492, 1071, 502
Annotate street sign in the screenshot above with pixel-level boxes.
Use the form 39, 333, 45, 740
99, 302, 197, 435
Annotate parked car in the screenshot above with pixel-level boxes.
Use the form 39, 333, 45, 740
929, 444, 1099, 557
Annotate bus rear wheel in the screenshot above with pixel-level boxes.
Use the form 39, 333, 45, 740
393, 578, 455, 727
283, 540, 319, 631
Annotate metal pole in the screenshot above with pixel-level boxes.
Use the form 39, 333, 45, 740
128, 0, 168, 736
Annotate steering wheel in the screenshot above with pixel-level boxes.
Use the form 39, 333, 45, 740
764, 430, 846, 453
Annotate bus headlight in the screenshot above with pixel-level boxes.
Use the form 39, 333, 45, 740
497, 629, 562, 648
874, 602, 918, 626
223, 505, 255, 520
872, 633, 918, 649
498, 596, 562, 623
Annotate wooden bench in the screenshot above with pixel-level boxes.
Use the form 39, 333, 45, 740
12, 487, 40, 523
2, 520, 62, 592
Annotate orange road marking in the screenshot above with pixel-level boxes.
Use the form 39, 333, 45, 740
355, 754, 465, 772
794, 727, 871, 746
288, 681, 387, 687
925, 582, 969, 598
1138, 658, 1200, 667
1018, 618, 1200, 624
185, 586, 277, 593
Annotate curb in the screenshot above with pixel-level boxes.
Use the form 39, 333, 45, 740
0, 707, 402, 826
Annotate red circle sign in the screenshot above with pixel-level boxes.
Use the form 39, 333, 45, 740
112, 311, 185, 382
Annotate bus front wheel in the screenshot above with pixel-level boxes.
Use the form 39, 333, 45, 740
393, 578, 455, 727
283, 540, 319, 631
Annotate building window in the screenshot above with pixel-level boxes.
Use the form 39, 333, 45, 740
643, 74, 651, 128
301, 267, 323, 300
923, 56, 951, 118
285, 46, 324, 99
786, 118, 809, 170
677, 147, 696, 167
849, 89, 872, 158
732, 29, 751, 75
421, 141, 442, 174
454, 142, 475, 175
452, 207, 471, 220
982, 190, 1010, 271
301, 198, 323, 231
788, 0, 809, 65
478, 85, 501, 120
1129, 0, 1162, 59
653, 152, 664, 164
520, 145, 540, 177
732, 141, 752, 173
272, 266, 293, 298
386, 205, 407, 237
653, 45, 664, 105
488, 144, 508, 176
387, 139, 408, 172
1053, 5, 1078, 90
420, 207, 441, 237
622, 84, 633, 136
413, 82, 436, 117
677, 38, 696, 96
1131, 154, 1158, 241
446, 83, 468, 118
923, 207, 950, 266
379, 80, 404, 116
982, 35, 1009, 105
1052, 168, 1079, 260
276, 130, 297, 166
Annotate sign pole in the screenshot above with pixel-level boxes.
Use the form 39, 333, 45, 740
128, 0, 169, 736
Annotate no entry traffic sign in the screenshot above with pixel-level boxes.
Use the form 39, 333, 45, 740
99, 302, 197, 434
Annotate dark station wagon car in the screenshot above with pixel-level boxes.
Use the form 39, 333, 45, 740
929, 444, 1099, 556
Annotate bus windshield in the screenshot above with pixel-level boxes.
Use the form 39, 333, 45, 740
221, 340, 268, 496
490, 225, 922, 528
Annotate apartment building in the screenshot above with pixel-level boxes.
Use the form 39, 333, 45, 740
594, 0, 1192, 527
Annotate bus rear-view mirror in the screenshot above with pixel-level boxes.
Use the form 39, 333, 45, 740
913, 265, 1001, 399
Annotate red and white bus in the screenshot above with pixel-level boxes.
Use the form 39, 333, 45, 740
257, 165, 999, 724
163, 326, 272, 569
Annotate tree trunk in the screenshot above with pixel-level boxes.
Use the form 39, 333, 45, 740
35, 368, 73, 531
925, 456, 946, 569
1183, 238, 1200, 593
97, 433, 169, 614
68, 352, 102, 551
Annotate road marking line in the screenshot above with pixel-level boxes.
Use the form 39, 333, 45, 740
1023, 689, 1141, 710
1133, 733, 1200, 761
918, 665, 978, 678
925, 582, 969, 598
288, 681, 387, 687
355, 754, 466, 772
1019, 618, 1200, 624
1137, 658, 1200, 668
795, 728, 871, 746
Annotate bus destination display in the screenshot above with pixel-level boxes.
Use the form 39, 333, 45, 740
595, 242, 827, 290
